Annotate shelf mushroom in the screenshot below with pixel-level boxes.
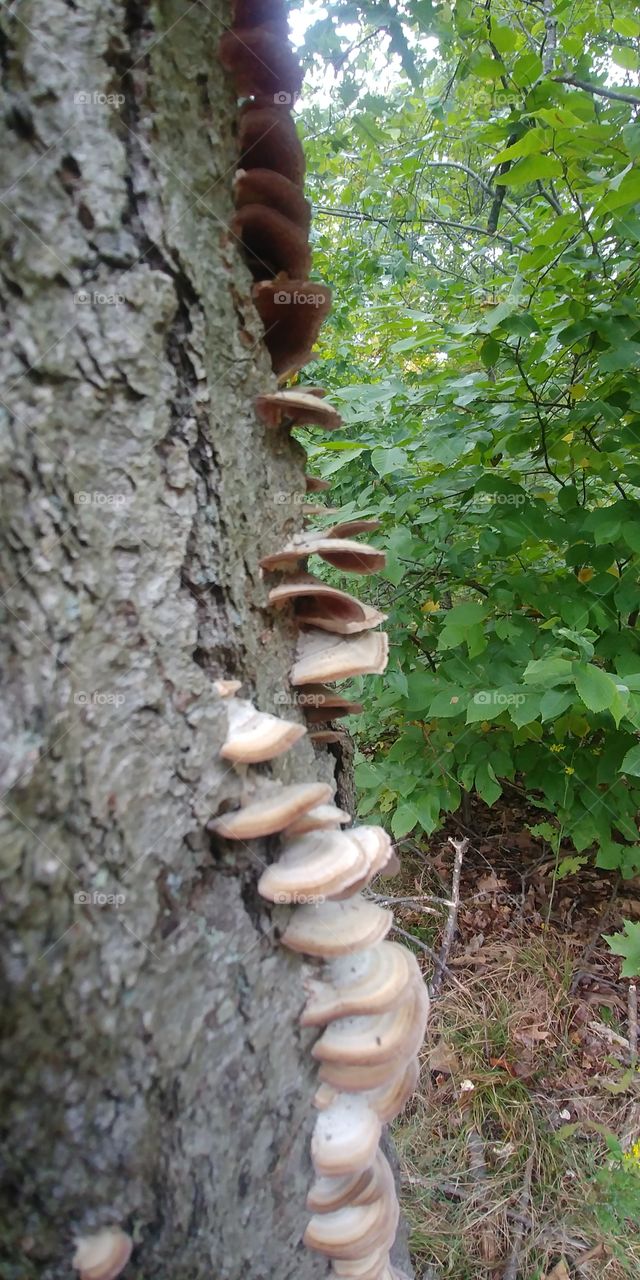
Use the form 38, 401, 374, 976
260, 534, 385, 574
283, 802, 352, 836
301, 942, 421, 1026
208, 781, 332, 840
234, 168, 312, 231
268, 574, 386, 635
251, 278, 332, 376
220, 698, 306, 763
231, 205, 311, 279
311, 1095, 381, 1176
281, 895, 392, 957
72, 1228, 132, 1280
218, 29, 303, 99
255, 389, 342, 431
239, 103, 306, 185
290, 630, 389, 685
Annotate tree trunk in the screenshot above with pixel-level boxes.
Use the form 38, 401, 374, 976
0, 2, 336, 1275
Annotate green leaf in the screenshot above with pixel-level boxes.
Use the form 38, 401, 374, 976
475, 761, 501, 806
370, 446, 407, 476
604, 920, 640, 977
573, 664, 619, 714
495, 154, 563, 187
391, 803, 418, 838
620, 743, 640, 777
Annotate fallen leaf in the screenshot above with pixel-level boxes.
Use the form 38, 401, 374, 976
544, 1259, 570, 1280
428, 1040, 461, 1075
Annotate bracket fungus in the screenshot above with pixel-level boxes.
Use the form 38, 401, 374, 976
220, 698, 305, 763
290, 630, 389, 685
258, 829, 369, 904
255, 389, 342, 431
209, 781, 332, 840
72, 1228, 132, 1280
268, 574, 386, 636
305, 474, 331, 492
311, 1095, 381, 1176
251, 278, 332, 376
310, 981, 427, 1066
218, 28, 303, 99
260, 535, 385, 575
233, 168, 312, 231
301, 942, 420, 1026
238, 103, 306, 185
280, 895, 392, 957
231, 204, 312, 280
284, 802, 351, 836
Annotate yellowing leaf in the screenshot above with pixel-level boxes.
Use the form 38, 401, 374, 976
606, 563, 620, 577
421, 599, 440, 613
577, 567, 594, 583
568, 384, 586, 400
562, 430, 574, 442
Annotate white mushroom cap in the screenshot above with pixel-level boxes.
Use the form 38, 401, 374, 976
290, 630, 389, 685
208, 782, 332, 840
349, 826, 394, 877
303, 1198, 389, 1259
306, 1167, 375, 1214
311, 981, 423, 1065
315, 1056, 421, 1124
281, 896, 392, 957
260, 537, 385, 575
284, 802, 351, 837
72, 1228, 132, 1280
311, 1095, 381, 1176
301, 941, 419, 1026
331, 1249, 393, 1280
317, 979, 429, 1090
258, 830, 368, 903
220, 698, 306, 763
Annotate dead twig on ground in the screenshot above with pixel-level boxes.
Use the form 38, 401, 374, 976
430, 836, 468, 997
390, 924, 467, 993
629, 983, 638, 1067
502, 1151, 534, 1280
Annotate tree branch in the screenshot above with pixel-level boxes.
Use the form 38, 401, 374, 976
553, 75, 640, 105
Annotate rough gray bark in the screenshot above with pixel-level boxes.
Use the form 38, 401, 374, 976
0, 2, 335, 1276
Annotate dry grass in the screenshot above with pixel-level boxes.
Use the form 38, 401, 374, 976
385, 844, 640, 1280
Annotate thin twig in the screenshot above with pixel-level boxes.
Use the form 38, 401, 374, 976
553, 75, 640, 105
503, 1151, 535, 1280
369, 892, 454, 908
430, 836, 467, 997
390, 924, 467, 993
629, 983, 638, 1067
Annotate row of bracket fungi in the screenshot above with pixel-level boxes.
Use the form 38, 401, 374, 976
212, 7, 431, 1278
68, 5, 427, 1280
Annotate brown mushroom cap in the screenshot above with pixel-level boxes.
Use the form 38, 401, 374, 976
255, 390, 342, 430
311, 1095, 381, 1176
231, 205, 311, 280
218, 28, 303, 99
281, 895, 392, 957
290, 630, 389, 685
208, 781, 332, 840
251, 278, 332, 377
305, 703, 364, 724
301, 941, 418, 1027
310, 730, 345, 744
233, 168, 312, 232
295, 684, 364, 713
326, 519, 382, 540
268, 574, 376, 623
220, 698, 306, 763
238, 105, 305, 185
305, 474, 331, 492
260, 536, 385, 575
72, 1228, 132, 1280
297, 599, 387, 637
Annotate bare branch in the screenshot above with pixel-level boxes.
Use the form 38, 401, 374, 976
553, 75, 640, 105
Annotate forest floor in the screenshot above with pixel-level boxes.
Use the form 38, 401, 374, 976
388, 797, 640, 1280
